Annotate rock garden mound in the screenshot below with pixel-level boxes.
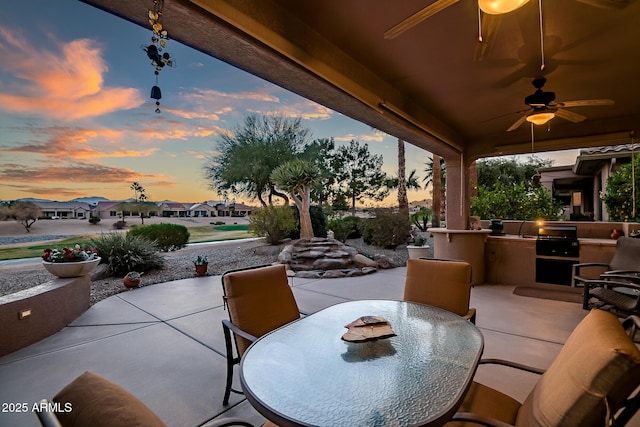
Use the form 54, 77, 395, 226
277, 238, 393, 278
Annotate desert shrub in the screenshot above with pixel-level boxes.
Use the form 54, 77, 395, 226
360, 209, 411, 248
88, 216, 101, 225
128, 223, 190, 251
113, 220, 127, 229
249, 205, 297, 244
327, 218, 351, 242
90, 233, 165, 276
327, 216, 362, 242
287, 205, 327, 239
341, 216, 362, 239
410, 208, 431, 231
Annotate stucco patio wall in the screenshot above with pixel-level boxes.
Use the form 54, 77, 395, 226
0, 276, 90, 356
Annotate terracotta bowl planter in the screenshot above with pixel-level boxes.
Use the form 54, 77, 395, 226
195, 264, 208, 276
123, 273, 142, 289
42, 257, 101, 278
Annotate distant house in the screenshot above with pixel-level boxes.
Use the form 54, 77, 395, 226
94, 201, 123, 219
158, 201, 189, 217
34, 201, 92, 219
538, 143, 640, 221
188, 203, 217, 217
216, 202, 256, 217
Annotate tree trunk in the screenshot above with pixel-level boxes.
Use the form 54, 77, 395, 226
351, 194, 357, 217
397, 139, 409, 219
296, 186, 314, 240
432, 154, 442, 228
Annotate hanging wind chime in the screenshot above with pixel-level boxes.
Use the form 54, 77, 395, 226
142, 0, 175, 113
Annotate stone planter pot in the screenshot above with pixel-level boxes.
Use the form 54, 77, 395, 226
195, 264, 208, 276
42, 257, 101, 278
407, 245, 430, 259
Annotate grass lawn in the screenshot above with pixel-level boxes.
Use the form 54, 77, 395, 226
0, 224, 254, 261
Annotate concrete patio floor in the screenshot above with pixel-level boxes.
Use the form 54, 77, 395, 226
1, 266, 638, 426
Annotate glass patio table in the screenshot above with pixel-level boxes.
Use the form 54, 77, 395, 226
240, 299, 484, 427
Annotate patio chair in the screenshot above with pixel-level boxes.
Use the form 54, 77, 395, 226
35, 371, 257, 427
447, 309, 640, 427
583, 277, 640, 317
221, 264, 301, 405
404, 258, 476, 323
572, 236, 640, 287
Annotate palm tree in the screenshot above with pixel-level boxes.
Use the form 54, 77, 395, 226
397, 139, 409, 218
424, 155, 445, 227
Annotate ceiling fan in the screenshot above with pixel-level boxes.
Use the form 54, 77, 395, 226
505, 77, 614, 131
384, 0, 632, 40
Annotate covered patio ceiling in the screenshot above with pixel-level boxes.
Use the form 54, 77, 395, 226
81, 0, 640, 161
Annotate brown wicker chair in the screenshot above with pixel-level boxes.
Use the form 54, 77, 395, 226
404, 258, 476, 323
221, 264, 301, 405
446, 310, 640, 427
572, 236, 640, 287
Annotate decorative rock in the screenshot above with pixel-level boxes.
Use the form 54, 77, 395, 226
295, 271, 322, 279
322, 270, 347, 278
374, 254, 394, 269
90, 264, 111, 281
277, 238, 382, 278
313, 258, 351, 270
353, 254, 378, 268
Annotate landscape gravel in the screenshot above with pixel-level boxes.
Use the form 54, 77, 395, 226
0, 237, 422, 305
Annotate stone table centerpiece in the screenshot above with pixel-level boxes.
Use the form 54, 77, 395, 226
41, 245, 101, 278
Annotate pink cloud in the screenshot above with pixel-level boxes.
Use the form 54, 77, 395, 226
0, 28, 143, 120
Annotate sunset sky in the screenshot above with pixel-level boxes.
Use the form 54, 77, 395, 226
0, 0, 579, 207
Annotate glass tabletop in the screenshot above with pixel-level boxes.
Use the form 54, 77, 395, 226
240, 300, 484, 427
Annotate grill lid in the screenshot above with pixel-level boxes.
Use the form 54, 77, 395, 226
537, 225, 578, 240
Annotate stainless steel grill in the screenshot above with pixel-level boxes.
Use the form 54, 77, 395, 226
536, 225, 579, 258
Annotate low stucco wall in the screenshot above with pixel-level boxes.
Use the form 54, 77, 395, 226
499, 220, 640, 239
0, 276, 90, 357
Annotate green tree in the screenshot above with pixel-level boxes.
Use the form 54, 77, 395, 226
471, 182, 563, 220
204, 114, 312, 206
385, 169, 421, 192
603, 154, 640, 221
271, 159, 320, 239
11, 201, 42, 233
476, 156, 552, 188
304, 138, 337, 208
331, 140, 389, 215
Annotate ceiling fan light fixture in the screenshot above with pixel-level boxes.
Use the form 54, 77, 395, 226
478, 0, 529, 14
526, 112, 555, 126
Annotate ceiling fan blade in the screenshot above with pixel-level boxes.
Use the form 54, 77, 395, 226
555, 108, 586, 123
556, 99, 615, 107
506, 114, 528, 132
384, 0, 460, 40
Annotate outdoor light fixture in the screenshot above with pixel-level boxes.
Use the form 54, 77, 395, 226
526, 112, 555, 126
478, 0, 529, 14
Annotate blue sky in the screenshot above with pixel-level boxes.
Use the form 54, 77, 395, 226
0, 0, 577, 206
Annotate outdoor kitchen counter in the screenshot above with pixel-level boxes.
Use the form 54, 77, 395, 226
484, 235, 616, 288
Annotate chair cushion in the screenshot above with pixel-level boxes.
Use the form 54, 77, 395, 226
609, 237, 640, 272
404, 259, 472, 317
515, 309, 640, 427
223, 264, 300, 355
445, 381, 521, 427
53, 371, 167, 427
